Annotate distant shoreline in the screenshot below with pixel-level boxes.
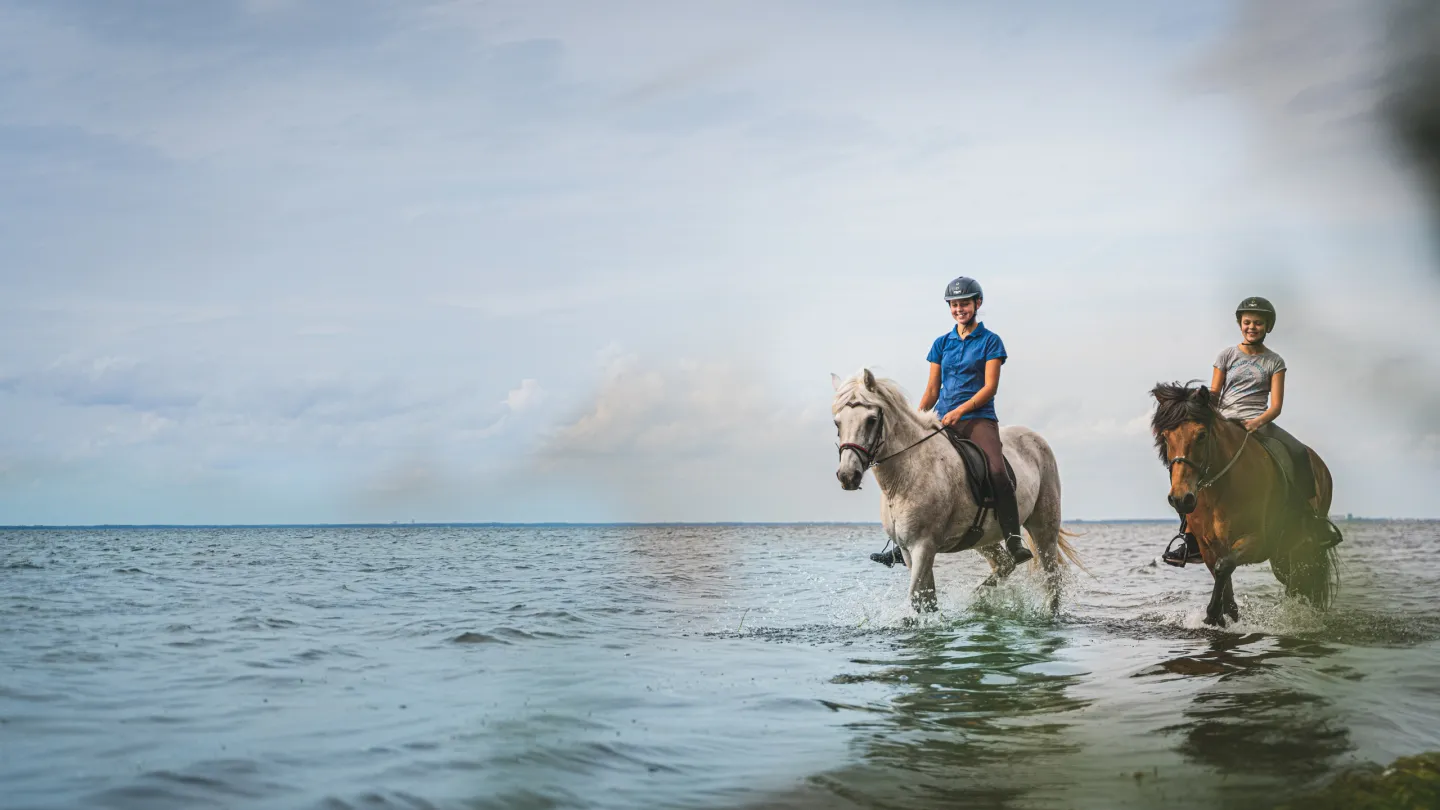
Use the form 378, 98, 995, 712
0, 517, 1410, 530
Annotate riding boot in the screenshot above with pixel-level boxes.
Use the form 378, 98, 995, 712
1005, 533, 1033, 565
869, 545, 906, 568
995, 488, 1033, 565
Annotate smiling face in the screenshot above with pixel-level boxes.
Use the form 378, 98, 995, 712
948, 297, 979, 327
1237, 312, 1270, 345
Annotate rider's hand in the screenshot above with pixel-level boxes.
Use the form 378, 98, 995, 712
941, 408, 964, 427
1243, 418, 1263, 433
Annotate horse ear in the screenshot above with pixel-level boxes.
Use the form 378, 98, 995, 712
1191, 386, 1210, 404
862, 368, 877, 391
831, 373, 842, 391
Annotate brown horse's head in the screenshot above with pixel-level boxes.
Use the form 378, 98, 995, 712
1150, 382, 1223, 515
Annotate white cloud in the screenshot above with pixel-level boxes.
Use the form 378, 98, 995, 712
0, 1, 1436, 523
504, 379, 543, 412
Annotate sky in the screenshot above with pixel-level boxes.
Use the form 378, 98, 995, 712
2, 0, 1439, 525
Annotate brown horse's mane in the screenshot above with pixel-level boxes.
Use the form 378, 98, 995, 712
1149, 381, 1243, 462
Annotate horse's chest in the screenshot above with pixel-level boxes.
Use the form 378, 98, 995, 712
881, 490, 953, 542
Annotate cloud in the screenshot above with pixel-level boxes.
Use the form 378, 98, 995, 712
1, 1, 1437, 522
540, 354, 805, 461
1380, 0, 1440, 235
504, 379, 543, 412
491, 349, 841, 521
1185, 0, 1434, 227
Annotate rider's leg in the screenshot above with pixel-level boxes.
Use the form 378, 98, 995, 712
1257, 423, 1315, 501
964, 418, 1032, 565
1256, 422, 1340, 545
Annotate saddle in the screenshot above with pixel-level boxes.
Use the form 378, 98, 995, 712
1253, 433, 1297, 496
942, 428, 1016, 549
1253, 431, 1343, 548
943, 430, 1015, 508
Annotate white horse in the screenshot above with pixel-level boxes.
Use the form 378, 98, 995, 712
832, 368, 1081, 614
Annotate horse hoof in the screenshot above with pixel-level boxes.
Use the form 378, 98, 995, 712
1204, 614, 1226, 628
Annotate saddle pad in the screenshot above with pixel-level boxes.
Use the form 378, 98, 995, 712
943, 430, 1016, 508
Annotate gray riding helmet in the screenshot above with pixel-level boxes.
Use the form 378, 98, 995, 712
1235, 296, 1277, 332
944, 276, 983, 301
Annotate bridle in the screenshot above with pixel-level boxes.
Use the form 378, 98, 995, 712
1167, 425, 1250, 491
837, 405, 946, 472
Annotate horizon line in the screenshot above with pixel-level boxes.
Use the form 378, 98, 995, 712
0, 516, 1398, 530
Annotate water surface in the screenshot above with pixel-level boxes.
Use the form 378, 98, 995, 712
3, 522, 1438, 809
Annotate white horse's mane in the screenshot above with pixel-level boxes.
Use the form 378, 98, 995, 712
832, 369, 941, 432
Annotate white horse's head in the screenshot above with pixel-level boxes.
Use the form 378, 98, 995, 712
831, 368, 923, 490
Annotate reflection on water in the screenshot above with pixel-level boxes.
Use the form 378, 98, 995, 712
796, 620, 1089, 808
760, 615, 1381, 809
1152, 635, 1353, 781
3, 522, 1440, 810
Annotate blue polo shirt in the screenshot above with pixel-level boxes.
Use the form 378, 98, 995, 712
927, 323, 1008, 421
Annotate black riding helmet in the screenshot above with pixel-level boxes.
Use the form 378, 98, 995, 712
944, 276, 983, 301
1235, 296, 1277, 333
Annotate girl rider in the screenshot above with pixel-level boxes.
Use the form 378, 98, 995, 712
870, 276, 1033, 568
1162, 296, 1343, 565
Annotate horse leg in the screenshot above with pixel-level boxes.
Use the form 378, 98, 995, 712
1205, 557, 1237, 627
908, 542, 939, 613
975, 543, 1010, 589
1024, 476, 1065, 616
1034, 532, 1064, 616
1213, 536, 1266, 624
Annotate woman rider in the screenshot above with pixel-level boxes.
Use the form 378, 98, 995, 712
870, 276, 1033, 567
1162, 296, 1343, 565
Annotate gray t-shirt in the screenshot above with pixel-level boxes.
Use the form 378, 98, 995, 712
1214, 345, 1286, 421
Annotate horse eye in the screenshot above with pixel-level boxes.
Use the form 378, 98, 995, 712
865, 415, 877, 426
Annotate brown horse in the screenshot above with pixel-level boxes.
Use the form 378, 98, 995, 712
1150, 382, 1338, 627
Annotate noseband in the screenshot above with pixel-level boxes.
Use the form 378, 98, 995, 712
838, 409, 884, 470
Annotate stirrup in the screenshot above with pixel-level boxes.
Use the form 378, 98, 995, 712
1162, 532, 1202, 568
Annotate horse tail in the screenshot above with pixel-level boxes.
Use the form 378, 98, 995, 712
1048, 527, 1094, 578
1276, 539, 1341, 610
1278, 530, 1342, 605
1276, 451, 1340, 609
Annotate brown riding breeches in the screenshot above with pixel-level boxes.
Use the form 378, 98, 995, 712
946, 418, 1023, 539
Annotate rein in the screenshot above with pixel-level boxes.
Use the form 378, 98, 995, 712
837, 409, 947, 471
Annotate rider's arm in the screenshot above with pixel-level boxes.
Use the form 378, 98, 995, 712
918, 363, 942, 412
1244, 370, 1285, 431
1209, 366, 1225, 401
950, 359, 1002, 419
